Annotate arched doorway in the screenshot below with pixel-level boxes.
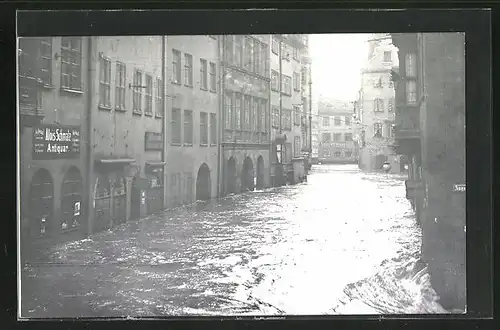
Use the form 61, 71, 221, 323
112, 174, 127, 226
225, 157, 237, 195
256, 156, 265, 190
61, 167, 82, 232
196, 163, 211, 201
29, 169, 53, 237
241, 156, 254, 192
93, 175, 111, 232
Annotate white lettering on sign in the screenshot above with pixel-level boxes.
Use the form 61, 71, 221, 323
74, 201, 81, 216
453, 184, 466, 192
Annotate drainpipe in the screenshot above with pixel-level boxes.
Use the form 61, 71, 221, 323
161, 35, 167, 207
308, 63, 312, 160
86, 37, 94, 235
217, 35, 225, 198
278, 37, 283, 185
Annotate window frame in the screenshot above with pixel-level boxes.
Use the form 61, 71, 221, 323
183, 109, 194, 145
383, 51, 392, 63
132, 69, 143, 114
144, 74, 153, 116
155, 77, 163, 118
293, 72, 300, 91
334, 116, 342, 126
115, 62, 126, 111
210, 113, 217, 145
406, 80, 418, 105
200, 111, 209, 146
184, 53, 193, 87
200, 58, 208, 90
39, 38, 53, 86
373, 123, 383, 138
271, 70, 279, 91
172, 49, 182, 84
98, 54, 112, 109
374, 98, 385, 112
209, 62, 216, 93
171, 107, 182, 145
225, 91, 233, 130
60, 37, 82, 91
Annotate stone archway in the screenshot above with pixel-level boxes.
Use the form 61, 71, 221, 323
225, 157, 237, 195
61, 166, 83, 232
29, 168, 53, 237
241, 156, 254, 192
256, 156, 265, 190
196, 163, 211, 201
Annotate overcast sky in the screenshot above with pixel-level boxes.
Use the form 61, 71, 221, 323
310, 33, 370, 103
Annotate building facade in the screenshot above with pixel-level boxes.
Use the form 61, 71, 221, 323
166, 35, 220, 206
89, 36, 166, 233
270, 34, 310, 185
316, 100, 356, 164
358, 34, 401, 173
221, 35, 271, 194
18, 37, 90, 254
391, 32, 466, 311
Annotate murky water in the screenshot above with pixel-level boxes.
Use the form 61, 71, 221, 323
21, 165, 448, 318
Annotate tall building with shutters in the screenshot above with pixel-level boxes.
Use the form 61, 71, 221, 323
18, 37, 90, 257
220, 35, 272, 194
358, 34, 401, 173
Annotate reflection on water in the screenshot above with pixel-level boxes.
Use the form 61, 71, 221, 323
22, 165, 447, 317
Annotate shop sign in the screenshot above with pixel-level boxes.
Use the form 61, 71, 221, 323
144, 132, 163, 151
74, 201, 81, 216
453, 184, 466, 193
141, 191, 146, 204
32, 125, 81, 160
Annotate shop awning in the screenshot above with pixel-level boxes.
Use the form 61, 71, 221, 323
95, 158, 136, 164
145, 161, 166, 167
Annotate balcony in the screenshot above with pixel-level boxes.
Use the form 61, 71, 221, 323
19, 75, 44, 127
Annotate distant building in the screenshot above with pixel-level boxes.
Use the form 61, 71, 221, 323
391, 32, 466, 310
358, 34, 401, 173
315, 99, 356, 164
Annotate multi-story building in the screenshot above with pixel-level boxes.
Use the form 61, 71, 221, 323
221, 35, 271, 194
270, 34, 310, 185
18, 37, 90, 254
358, 34, 401, 173
89, 36, 166, 232
316, 99, 356, 164
166, 36, 219, 206
390, 32, 466, 311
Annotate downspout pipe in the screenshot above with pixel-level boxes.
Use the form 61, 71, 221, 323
161, 35, 167, 207
86, 37, 94, 235
217, 35, 224, 198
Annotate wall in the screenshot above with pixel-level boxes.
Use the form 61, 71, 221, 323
166, 35, 219, 207
20, 37, 90, 244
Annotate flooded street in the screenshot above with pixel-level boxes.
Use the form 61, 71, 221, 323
21, 164, 447, 318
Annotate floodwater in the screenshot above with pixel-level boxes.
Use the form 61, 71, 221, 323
20, 164, 448, 318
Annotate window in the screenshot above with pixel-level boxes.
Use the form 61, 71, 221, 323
253, 39, 260, 74
345, 116, 351, 126
323, 117, 330, 127
261, 100, 267, 132
235, 35, 243, 67
294, 136, 301, 157
272, 37, 279, 54
388, 98, 394, 112
145, 74, 153, 115
155, 78, 163, 117
210, 113, 217, 145
39, 38, 52, 85
261, 43, 269, 77
333, 133, 342, 142
293, 46, 299, 61
184, 110, 193, 144
293, 106, 300, 126
323, 149, 330, 158
132, 70, 143, 113
334, 117, 341, 126
383, 51, 392, 62
405, 53, 417, 77
386, 123, 394, 138
209, 62, 216, 92
406, 80, 417, 104
184, 53, 193, 87
171, 108, 181, 144
271, 70, 279, 91
234, 93, 242, 130
61, 37, 82, 90
322, 133, 331, 142
293, 72, 300, 91
99, 55, 111, 108
374, 98, 384, 112
251, 97, 258, 132
225, 35, 234, 65
243, 96, 251, 131
373, 123, 383, 138
115, 63, 126, 110
334, 151, 342, 158
345, 151, 352, 158
344, 133, 353, 141
374, 77, 383, 88
172, 49, 181, 84
244, 37, 253, 71
283, 109, 292, 130
282, 75, 292, 95
200, 112, 208, 145
200, 59, 208, 90
272, 106, 280, 128
225, 92, 233, 129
